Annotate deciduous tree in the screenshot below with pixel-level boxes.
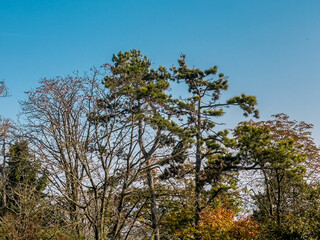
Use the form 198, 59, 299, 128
233, 116, 320, 239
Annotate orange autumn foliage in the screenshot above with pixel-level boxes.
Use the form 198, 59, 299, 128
198, 207, 260, 240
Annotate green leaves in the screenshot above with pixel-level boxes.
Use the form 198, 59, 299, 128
233, 117, 319, 239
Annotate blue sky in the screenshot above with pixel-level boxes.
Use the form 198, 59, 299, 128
1, 0, 320, 141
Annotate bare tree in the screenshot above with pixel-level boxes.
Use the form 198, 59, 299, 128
0, 118, 15, 216
0, 81, 8, 97
21, 72, 102, 238
20, 70, 147, 239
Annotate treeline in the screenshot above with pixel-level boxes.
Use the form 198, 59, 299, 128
0, 50, 320, 240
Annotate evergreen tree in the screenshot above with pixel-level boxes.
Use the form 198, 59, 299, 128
102, 50, 185, 239
170, 54, 259, 228
2, 140, 47, 215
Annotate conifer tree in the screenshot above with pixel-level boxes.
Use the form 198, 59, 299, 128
171, 54, 259, 227
3, 140, 47, 214
103, 50, 184, 239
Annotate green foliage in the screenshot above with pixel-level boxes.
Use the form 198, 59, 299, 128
7, 141, 47, 191
0, 141, 70, 240
1, 140, 48, 215
104, 49, 186, 139
169, 53, 259, 229
3, 50, 320, 239
227, 94, 259, 118
234, 119, 320, 239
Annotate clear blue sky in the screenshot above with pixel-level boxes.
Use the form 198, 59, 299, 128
1, 0, 320, 141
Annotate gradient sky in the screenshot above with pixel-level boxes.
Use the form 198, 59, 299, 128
1, 0, 320, 142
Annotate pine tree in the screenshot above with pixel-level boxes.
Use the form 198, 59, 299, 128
171, 54, 259, 228
103, 50, 185, 239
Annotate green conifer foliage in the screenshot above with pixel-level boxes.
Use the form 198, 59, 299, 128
4, 140, 47, 214
171, 54, 259, 227
103, 50, 185, 240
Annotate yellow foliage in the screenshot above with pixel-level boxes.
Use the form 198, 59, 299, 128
177, 207, 260, 240
199, 207, 260, 240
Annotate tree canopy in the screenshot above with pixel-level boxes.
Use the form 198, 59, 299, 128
0, 50, 319, 240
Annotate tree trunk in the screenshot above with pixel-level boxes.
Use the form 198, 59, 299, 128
147, 158, 160, 240
195, 97, 202, 226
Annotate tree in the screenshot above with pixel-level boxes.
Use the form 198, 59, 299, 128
246, 113, 320, 181
22, 75, 90, 236
21, 69, 153, 239
0, 82, 11, 212
5, 141, 47, 210
0, 81, 8, 98
196, 206, 259, 240
102, 50, 186, 240
170, 54, 259, 229
0, 118, 15, 216
0, 140, 50, 240
21, 72, 114, 239
233, 115, 320, 239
